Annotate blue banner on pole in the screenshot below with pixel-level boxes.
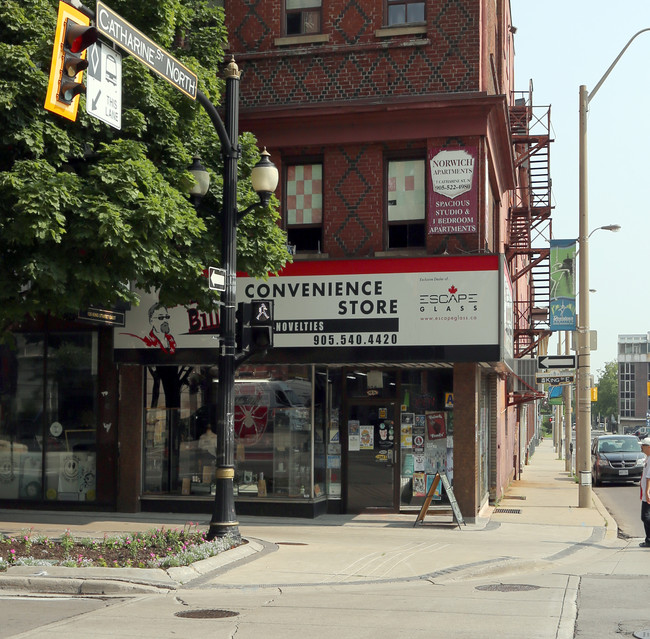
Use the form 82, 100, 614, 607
549, 239, 577, 331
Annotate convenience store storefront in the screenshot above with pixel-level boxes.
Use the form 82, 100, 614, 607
114, 255, 512, 518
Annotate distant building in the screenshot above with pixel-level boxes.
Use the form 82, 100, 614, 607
618, 333, 650, 432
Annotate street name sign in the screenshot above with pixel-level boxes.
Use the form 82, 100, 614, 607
95, 1, 198, 99
86, 41, 122, 129
537, 355, 576, 370
208, 267, 226, 292
536, 374, 575, 385
79, 306, 125, 327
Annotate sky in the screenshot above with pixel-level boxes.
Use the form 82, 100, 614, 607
511, 1, 650, 380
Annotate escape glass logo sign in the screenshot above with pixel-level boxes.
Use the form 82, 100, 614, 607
427, 147, 478, 234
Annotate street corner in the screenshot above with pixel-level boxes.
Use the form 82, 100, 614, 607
166, 537, 264, 584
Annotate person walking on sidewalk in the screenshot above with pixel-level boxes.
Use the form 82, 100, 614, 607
640, 437, 650, 548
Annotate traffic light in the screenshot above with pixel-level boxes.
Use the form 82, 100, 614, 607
45, 1, 98, 121
236, 300, 274, 356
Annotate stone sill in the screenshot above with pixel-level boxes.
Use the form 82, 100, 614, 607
375, 24, 427, 38
274, 34, 331, 47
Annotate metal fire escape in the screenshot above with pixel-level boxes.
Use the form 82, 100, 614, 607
506, 81, 553, 361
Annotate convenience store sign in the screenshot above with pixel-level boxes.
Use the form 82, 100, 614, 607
238, 255, 500, 350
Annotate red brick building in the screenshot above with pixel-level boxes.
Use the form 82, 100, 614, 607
0, 1, 551, 521
202, 0, 553, 519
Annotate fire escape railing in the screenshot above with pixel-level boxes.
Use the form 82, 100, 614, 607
506, 83, 554, 359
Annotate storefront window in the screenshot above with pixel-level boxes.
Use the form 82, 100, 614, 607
399, 369, 453, 509
235, 365, 313, 499
142, 364, 321, 500
0, 332, 98, 501
143, 366, 214, 495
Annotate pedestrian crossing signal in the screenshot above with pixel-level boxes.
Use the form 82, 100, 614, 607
45, 1, 98, 121
236, 300, 274, 357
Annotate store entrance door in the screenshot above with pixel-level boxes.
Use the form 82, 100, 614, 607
345, 402, 397, 512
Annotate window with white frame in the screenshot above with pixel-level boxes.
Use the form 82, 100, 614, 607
387, 158, 425, 249
386, 0, 425, 26
285, 0, 322, 35
285, 162, 323, 252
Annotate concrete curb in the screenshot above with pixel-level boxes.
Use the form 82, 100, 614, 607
166, 538, 264, 585
591, 491, 619, 540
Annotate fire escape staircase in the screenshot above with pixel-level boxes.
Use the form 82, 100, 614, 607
506, 88, 554, 405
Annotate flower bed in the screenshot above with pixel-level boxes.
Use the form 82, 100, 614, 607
0, 524, 242, 570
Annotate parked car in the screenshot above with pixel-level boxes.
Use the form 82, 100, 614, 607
591, 435, 646, 486
633, 426, 650, 439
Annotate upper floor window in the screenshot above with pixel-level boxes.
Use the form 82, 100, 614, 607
386, 158, 425, 249
386, 0, 425, 26
285, 162, 323, 252
285, 0, 322, 36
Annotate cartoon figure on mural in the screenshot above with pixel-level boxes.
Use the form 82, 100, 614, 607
121, 302, 177, 354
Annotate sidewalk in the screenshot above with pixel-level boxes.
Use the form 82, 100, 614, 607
0, 438, 624, 595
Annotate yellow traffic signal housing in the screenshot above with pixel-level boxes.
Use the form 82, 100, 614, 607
45, 1, 98, 121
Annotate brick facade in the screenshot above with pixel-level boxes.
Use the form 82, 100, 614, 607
222, 0, 522, 519
229, 1, 482, 108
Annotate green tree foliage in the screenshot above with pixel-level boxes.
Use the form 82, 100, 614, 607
594, 360, 618, 424
0, 0, 289, 335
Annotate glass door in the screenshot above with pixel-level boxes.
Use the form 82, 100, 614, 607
345, 402, 397, 512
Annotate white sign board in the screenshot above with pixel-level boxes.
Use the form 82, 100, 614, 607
86, 41, 122, 130
238, 256, 500, 358
95, 0, 197, 99
208, 267, 226, 291
114, 256, 502, 365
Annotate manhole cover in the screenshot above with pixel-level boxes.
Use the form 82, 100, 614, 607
494, 508, 521, 514
175, 609, 239, 619
476, 584, 541, 592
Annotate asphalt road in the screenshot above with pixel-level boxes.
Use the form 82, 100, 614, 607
0, 595, 122, 638
594, 482, 645, 539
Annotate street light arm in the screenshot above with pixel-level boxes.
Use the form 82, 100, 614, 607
196, 89, 236, 158
588, 28, 650, 105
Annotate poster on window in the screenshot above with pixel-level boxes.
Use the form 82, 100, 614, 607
413, 472, 426, 497
359, 425, 374, 450
413, 416, 425, 454
377, 421, 395, 450
427, 473, 443, 501
400, 413, 414, 448
348, 420, 360, 451
426, 411, 446, 439
427, 146, 478, 235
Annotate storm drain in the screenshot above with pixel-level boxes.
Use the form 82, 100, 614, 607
493, 508, 521, 514
476, 584, 541, 592
506, 495, 527, 500
276, 542, 308, 546
175, 609, 239, 619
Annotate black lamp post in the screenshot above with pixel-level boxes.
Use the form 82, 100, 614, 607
189, 58, 278, 540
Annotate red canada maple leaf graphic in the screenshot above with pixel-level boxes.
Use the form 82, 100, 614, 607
448, 285, 458, 294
